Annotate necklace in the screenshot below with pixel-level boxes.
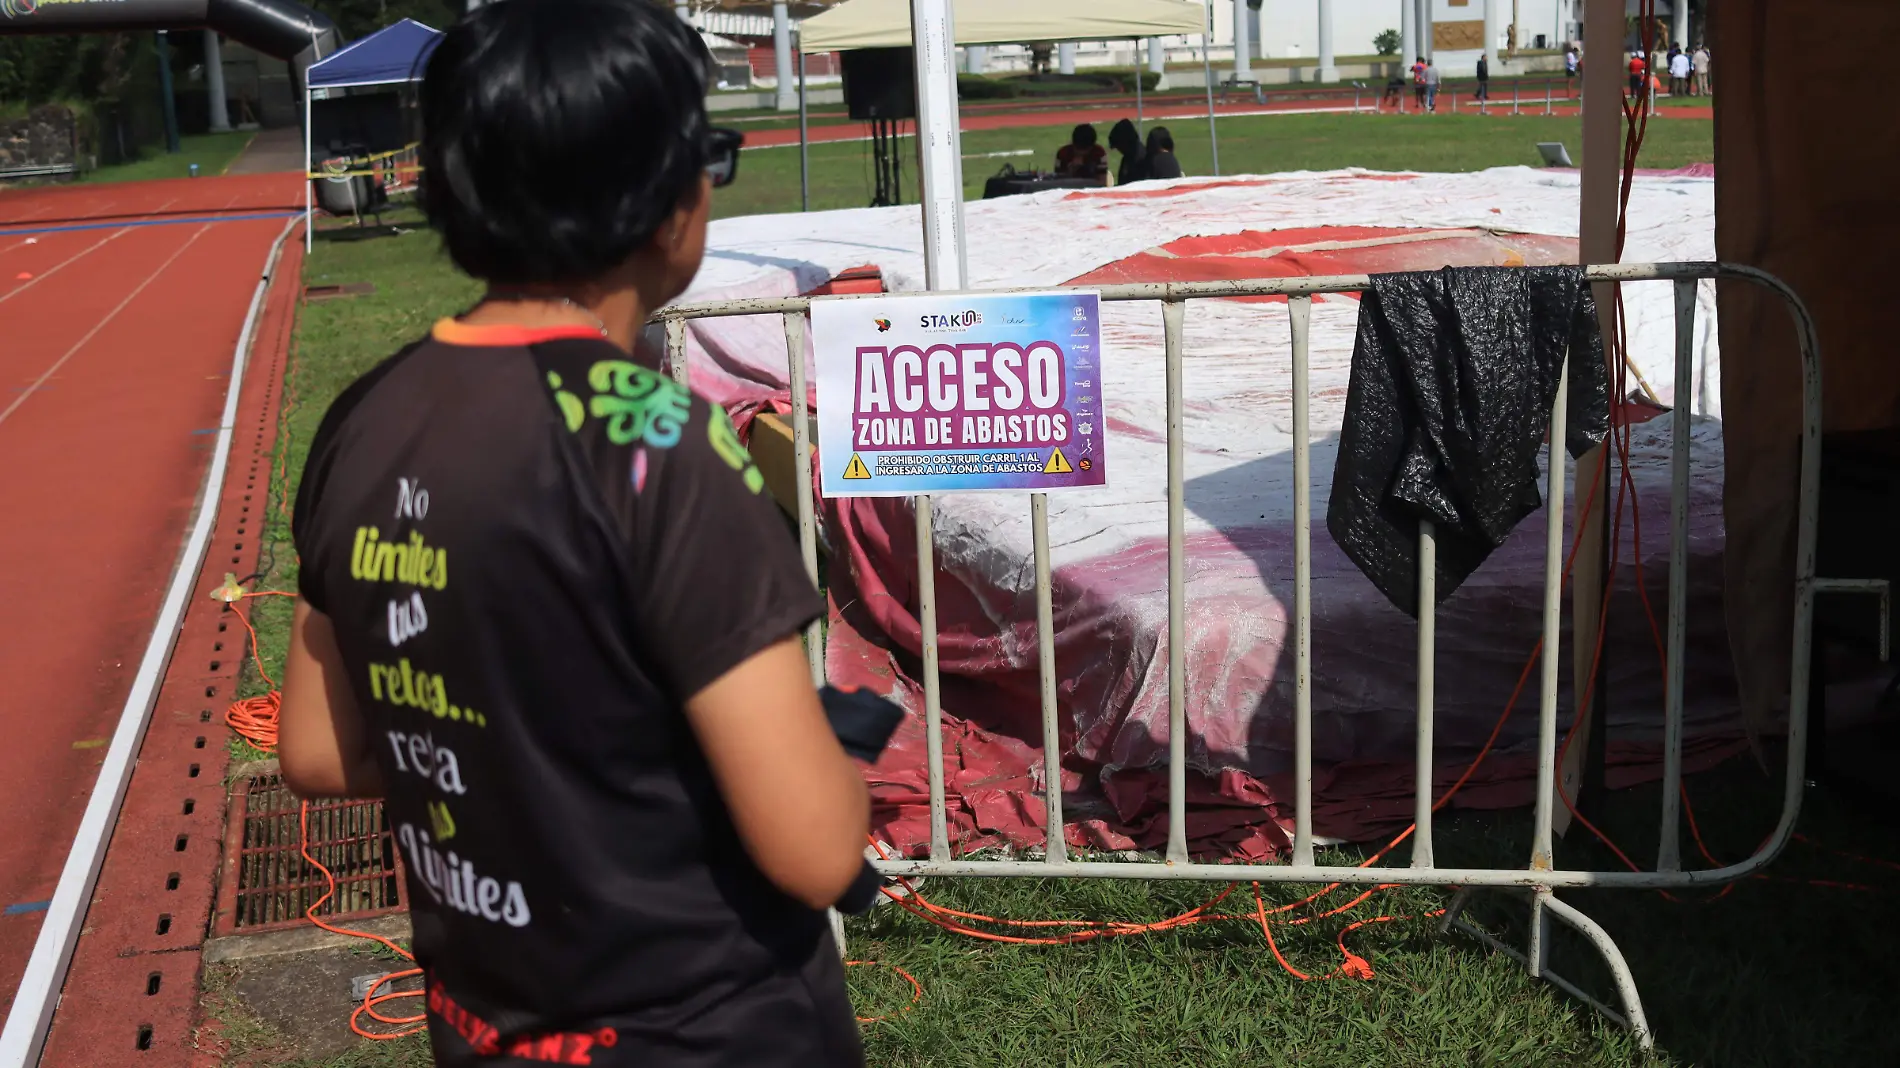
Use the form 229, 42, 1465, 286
480, 293, 610, 338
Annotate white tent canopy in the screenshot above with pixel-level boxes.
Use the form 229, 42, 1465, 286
799, 0, 1205, 52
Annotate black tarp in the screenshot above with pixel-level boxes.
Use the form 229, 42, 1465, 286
1327, 266, 1611, 617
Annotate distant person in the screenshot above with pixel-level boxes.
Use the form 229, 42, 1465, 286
1108, 118, 1148, 185
1423, 59, 1441, 112
1668, 46, 1691, 96
1565, 45, 1580, 98
1627, 51, 1647, 98
1144, 127, 1183, 181
1055, 123, 1106, 180
1412, 55, 1428, 109
1382, 71, 1406, 111
1692, 43, 1711, 96
1475, 53, 1490, 102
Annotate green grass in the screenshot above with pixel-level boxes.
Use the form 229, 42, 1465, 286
717, 110, 1711, 218
214, 114, 1900, 1068
80, 130, 257, 184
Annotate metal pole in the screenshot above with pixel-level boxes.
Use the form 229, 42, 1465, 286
1033, 493, 1066, 863
1289, 294, 1315, 867
1136, 38, 1145, 123
303, 85, 313, 252
1657, 280, 1695, 872
797, 38, 810, 212
1163, 298, 1189, 864
1532, 353, 1572, 872
1201, 13, 1221, 177
155, 32, 181, 154
1414, 519, 1437, 868
919, 495, 948, 861
785, 312, 823, 685
908, 0, 969, 290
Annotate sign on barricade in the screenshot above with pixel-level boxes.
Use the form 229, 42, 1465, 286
812, 291, 1109, 497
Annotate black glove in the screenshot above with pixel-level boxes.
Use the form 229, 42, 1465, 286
834, 858, 885, 915
819, 686, 904, 763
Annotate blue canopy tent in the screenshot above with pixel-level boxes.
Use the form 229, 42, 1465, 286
303, 18, 442, 247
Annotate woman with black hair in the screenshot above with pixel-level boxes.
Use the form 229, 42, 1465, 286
278, 1, 869, 1064
1144, 126, 1183, 181
1108, 117, 1147, 186
1055, 122, 1106, 179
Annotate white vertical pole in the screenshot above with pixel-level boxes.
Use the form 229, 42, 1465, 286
1401, 0, 1417, 67
1484, 0, 1500, 68
1058, 42, 1077, 75
772, 3, 797, 111
964, 45, 988, 73
1288, 295, 1315, 867
1201, 13, 1221, 176
1233, 0, 1252, 78
303, 86, 313, 252
1418, 0, 1432, 60
909, 0, 967, 291
1316, 0, 1338, 82
908, 0, 964, 866
1136, 39, 1145, 121
205, 30, 231, 132
1672, 0, 1688, 50
1148, 36, 1166, 75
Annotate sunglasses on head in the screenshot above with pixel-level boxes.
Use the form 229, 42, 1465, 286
705, 127, 743, 188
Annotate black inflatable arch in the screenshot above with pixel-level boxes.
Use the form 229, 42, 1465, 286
0, 0, 338, 60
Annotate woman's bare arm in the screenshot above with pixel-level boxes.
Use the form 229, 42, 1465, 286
279, 599, 384, 798
684, 637, 870, 911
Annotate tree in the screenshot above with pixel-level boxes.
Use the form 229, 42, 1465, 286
1373, 29, 1401, 56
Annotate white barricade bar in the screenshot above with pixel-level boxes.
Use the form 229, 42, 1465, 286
654, 261, 1824, 1050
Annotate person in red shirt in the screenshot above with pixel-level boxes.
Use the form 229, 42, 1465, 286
1412, 56, 1428, 110
1628, 51, 1648, 98
1054, 123, 1107, 181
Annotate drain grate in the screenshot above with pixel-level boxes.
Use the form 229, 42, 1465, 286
214, 773, 405, 936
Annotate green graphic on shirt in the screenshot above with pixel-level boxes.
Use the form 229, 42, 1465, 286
545, 371, 585, 432
706, 406, 765, 495
585, 361, 690, 448
351, 527, 449, 590
367, 658, 487, 726
428, 799, 457, 842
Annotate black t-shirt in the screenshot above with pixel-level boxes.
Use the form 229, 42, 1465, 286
293, 320, 861, 1067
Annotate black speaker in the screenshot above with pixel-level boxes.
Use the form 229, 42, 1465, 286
842, 47, 916, 121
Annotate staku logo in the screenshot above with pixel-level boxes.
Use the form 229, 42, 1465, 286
919, 309, 983, 332
1, 0, 40, 18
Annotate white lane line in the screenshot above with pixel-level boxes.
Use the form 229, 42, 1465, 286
0, 197, 179, 305
0, 221, 211, 430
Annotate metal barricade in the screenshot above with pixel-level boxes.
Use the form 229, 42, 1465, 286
658, 262, 1822, 1049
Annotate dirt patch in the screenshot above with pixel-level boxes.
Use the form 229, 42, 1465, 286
202, 946, 430, 1068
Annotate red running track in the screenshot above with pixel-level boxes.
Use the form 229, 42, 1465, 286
0, 174, 301, 1013
739, 96, 1711, 149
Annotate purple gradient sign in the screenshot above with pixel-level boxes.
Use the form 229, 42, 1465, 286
812, 291, 1109, 498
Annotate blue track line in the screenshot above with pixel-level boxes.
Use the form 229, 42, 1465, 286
0, 210, 301, 238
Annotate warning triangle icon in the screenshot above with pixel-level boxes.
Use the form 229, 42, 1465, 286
842, 454, 872, 480
1043, 448, 1074, 475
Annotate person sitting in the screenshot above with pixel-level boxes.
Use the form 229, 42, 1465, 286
1108, 118, 1147, 186
1144, 126, 1183, 181
1054, 123, 1107, 180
